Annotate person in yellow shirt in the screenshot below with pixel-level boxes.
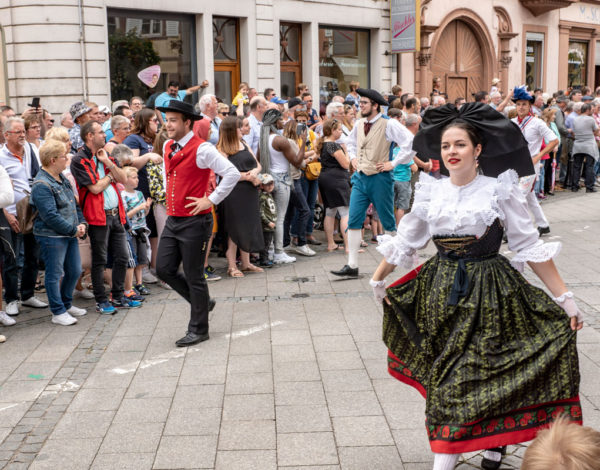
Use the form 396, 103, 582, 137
232, 82, 249, 108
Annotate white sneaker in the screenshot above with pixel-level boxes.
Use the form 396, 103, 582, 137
67, 306, 87, 317
73, 288, 95, 300
0, 311, 16, 326
22, 296, 48, 308
294, 245, 316, 257
6, 301, 19, 316
142, 268, 158, 284
273, 252, 296, 264
160, 280, 173, 290
51, 312, 77, 326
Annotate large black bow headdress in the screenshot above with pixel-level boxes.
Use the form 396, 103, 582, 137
413, 102, 534, 178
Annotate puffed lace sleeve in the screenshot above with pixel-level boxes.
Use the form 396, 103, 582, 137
495, 170, 561, 272
376, 172, 432, 268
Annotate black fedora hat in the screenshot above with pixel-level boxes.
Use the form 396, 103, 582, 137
156, 99, 203, 121
356, 88, 388, 107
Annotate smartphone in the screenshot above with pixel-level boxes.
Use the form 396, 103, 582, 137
30, 97, 40, 109
296, 122, 307, 135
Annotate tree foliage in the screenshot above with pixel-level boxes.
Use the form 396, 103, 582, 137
109, 30, 161, 100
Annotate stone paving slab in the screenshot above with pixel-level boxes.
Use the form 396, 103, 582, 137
0, 191, 599, 469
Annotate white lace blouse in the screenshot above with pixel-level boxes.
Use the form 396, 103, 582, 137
377, 169, 561, 272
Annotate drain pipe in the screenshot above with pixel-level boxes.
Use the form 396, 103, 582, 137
78, 0, 88, 101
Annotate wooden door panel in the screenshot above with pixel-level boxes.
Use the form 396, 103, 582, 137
447, 77, 468, 102
432, 21, 457, 75
456, 21, 483, 74
432, 19, 485, 102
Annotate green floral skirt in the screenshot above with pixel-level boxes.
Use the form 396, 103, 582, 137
383, 254, 581, 453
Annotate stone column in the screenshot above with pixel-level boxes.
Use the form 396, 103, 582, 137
558, 24, 571, 91
498, 32, 517, 95
415, 25, 437, 98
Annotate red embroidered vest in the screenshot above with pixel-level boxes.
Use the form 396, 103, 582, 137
164, 135, 212, 217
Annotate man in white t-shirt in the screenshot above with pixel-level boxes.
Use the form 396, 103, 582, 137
511, 86, 558, 235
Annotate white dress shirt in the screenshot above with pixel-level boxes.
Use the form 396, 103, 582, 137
511, 115, 557, 158
163, 131, 240, 206
0, 144, 36, 215
243, 113, 262, 155
346, 113, 415, 167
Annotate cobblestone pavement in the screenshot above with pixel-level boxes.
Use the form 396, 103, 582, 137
1, 190, 599, 470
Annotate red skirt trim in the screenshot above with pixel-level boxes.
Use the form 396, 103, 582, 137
387, 350, 582, 453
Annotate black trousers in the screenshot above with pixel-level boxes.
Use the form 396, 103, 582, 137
3, 231, 39, 304
156, 214, 212, 335
283, 178, 310, 247
572, 153, 596, 190
88, 214, 129, 303
260, 231, 274, 262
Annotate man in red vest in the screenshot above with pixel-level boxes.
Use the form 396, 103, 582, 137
155, 100, 240, 347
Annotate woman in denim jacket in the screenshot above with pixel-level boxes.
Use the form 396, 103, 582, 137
30, 140, 88, 326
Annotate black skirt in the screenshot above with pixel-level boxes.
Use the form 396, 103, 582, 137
318, 167, 351, 209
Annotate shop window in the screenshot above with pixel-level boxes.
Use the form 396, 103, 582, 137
213, 16, 240, 104
525, 32, 544, 90
107, 9, 195, 102
319, 27, 369, 108
280, 23, 302, 99
568, 41, 588, 88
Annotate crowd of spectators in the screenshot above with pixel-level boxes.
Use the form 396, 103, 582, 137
0, 76, 599, 341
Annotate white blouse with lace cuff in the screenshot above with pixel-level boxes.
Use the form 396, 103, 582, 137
376, 169, 561, 271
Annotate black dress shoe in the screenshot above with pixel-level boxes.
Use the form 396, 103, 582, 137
481, 446, 506, 470
586, 188, 597, 193
175, 332, 209, 347
209, 298, 216, 312
331, 265, 359, 277
537, 226, 550, 236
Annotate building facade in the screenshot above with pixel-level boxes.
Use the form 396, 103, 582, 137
1, 0, 600, 116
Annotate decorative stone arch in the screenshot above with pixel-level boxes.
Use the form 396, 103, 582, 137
428, 9, 498, 101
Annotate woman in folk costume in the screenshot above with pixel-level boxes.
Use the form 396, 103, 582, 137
370, 103, 583, 470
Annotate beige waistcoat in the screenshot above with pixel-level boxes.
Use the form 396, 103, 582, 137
356, 117, 389, 176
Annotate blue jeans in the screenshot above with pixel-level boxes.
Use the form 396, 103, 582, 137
292, 175, 319, 236
35, 236, 81, 315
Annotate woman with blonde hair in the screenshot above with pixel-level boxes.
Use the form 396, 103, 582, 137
218, 116, 264, 277
44, 126, 94, 299
341, 104, 356, 139
30, 140, 88, 325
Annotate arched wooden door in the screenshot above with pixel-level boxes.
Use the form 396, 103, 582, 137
432, 20, 485, 103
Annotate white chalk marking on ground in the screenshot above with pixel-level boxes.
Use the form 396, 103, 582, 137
110, 321, 285, 374
548, 235, 562, 240
40, 380, 80, 397
0, 403, 19, 413
226, 321, 285, 339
